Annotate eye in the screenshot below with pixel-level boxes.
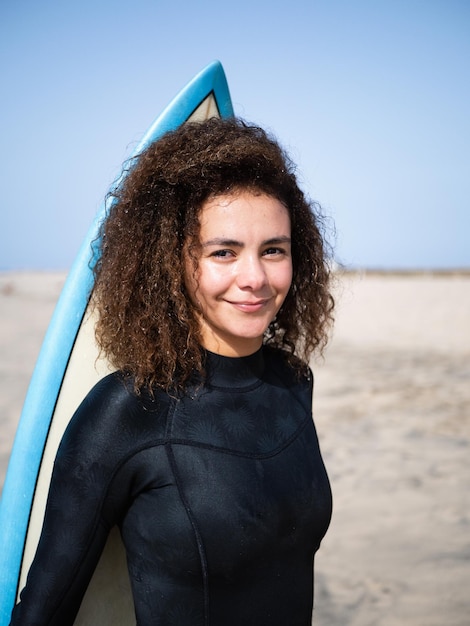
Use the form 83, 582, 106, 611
263, 246, 287, 256
210, 249, 235, 259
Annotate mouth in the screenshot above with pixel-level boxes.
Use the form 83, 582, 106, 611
226, 299, 271, 313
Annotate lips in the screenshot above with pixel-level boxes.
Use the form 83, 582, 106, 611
226, 299, 271, 312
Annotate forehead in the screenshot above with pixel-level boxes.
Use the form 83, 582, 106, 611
198, 191, 290, 237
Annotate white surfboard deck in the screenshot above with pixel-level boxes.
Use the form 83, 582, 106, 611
0, 61, 233, 625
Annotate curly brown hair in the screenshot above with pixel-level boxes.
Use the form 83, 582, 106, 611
92, 117, 334, 391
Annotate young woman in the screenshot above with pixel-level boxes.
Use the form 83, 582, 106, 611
10, 117, 334, 625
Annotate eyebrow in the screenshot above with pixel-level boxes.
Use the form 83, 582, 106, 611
202, 236, 292, 247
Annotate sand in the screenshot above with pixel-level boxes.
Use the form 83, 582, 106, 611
1, 270, 469, 625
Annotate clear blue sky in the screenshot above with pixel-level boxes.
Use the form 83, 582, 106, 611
1, 0, 469, 270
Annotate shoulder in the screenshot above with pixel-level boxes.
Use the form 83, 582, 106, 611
262, 346, 314, 412
68, 372, 138, 430
75, 371, 137, 416
263, 346, 313, 386
58, 372, 171, 458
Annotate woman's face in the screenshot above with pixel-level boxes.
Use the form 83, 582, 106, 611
185, 190, 293, 357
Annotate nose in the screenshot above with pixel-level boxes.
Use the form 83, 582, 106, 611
236, 254, 268, 291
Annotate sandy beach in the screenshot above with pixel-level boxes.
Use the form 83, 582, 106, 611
1, 270, 469, 625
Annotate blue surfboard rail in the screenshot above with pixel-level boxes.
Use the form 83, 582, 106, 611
0, 60, 233, 623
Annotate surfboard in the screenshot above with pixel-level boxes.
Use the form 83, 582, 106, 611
0, 60, 233, 625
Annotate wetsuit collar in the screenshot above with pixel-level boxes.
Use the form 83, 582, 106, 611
203, 346, 266, 389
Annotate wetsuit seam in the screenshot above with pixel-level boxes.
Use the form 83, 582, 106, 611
169, 413, 311, 459
164, 396, 178, 438
165, 441, 210, 626
206, 379, 264, 393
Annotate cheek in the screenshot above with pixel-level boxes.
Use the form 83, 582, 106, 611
185, 264, 225, 308
198, 262, 233, 296
277, 262, 293, 295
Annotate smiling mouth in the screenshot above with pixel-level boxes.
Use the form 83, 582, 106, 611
227, 299, 271, 312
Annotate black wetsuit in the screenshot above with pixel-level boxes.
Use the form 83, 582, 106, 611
10, 347, 332, 625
